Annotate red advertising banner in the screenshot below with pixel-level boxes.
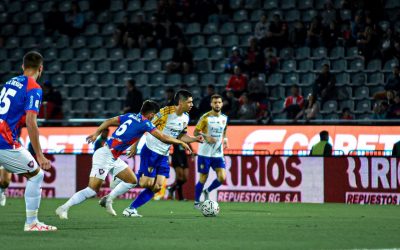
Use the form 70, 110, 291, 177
324, 157, 400, 205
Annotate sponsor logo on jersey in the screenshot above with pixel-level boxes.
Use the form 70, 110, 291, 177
27, 160, 34, 168
148, 167, 154, 173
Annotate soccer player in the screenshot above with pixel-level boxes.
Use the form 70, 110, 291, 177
193, 94, 228, 209
0, 51, 57, 231
0, 167, 11, 206
56, 100, 191, 219
93, 128, 109, 151
123, 90, 204, 217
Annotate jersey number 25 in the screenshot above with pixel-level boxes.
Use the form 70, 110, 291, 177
0, 88, 17, 115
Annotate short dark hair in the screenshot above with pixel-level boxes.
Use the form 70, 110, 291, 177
211, 94, 222, 101
320, 130, 329, 141
174, 89, 192, 105
291, 84, 299, 90
23, 51, 43, 70
140, 100, 160, 115
207, 84, 215, 89
126, 79, 136, 86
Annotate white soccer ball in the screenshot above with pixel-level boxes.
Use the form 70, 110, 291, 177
201, 200, 220, 217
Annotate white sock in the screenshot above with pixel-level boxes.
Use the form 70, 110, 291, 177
108, 182, 135, 200
25, 170, 44, 224
62, 187, 96, 209
0, 187, 5, 195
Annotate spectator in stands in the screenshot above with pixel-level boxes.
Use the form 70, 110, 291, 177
313, 64, 336, 103
190, 0, 216, 24
258, 48, 278, 75
310, 130, 332, 156
199, 84, 216, 114
352, 12, 365, 41
372, 101, 389, 119
307, 17, 323, 48
145, 15, 167, 49
237, 93, 257, 120
222, 90, 239, 118
126, 13, 151, 49
247, 72, 267, 102
392, 140, 400, 157
356, 26, 379, 62
64, 2, 85, 37
373, 66, 400, 100
166, 40, 193, 74
163, 87, 175, 106
393, 41, 400, 63
44, 3, 66, 36
226, 66, 247, 97
323, 21, 340, 49
265, 14, 288, 49
225, 46, 243, 73
283, 85, 304, 120
342, 20, 353, 47
114, 15, 130, 47
94, 129, 110, 151
321, 1, 337, 27
122, 79, 143, 114
290, 20, 307, 47
295, 93, 319, 122
341, 107, 354, 120
164, 20, 184, 48
387, 92, 400, 119
254, 13, 269, 43
243, 37, 260, 73
386, 90, 396, 105
90, 0, 110, 14
208, 0, 231, 24
41, 80, 63, 119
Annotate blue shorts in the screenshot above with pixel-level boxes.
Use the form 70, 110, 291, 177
197, 155, 225, 174
138, 144, 170, 178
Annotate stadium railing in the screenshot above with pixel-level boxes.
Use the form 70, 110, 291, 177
347, 150, 393, 156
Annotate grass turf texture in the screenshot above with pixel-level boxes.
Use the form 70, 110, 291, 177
1, 198, 400, 250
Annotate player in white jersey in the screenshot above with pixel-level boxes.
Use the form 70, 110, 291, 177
193, 94, 228, 209
0, 167, 11, 206
122, 90, 204, 217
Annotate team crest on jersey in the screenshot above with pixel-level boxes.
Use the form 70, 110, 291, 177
222, 120, 226, 125
27, 161, 34, 168
99, 169, 105, 175
148, 166, 154, 173
200, 164, 204, 169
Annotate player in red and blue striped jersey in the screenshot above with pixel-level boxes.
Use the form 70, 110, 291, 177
0, 51, 57, 231
56, 100, 191, 219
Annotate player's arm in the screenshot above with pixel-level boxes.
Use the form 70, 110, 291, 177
223, 126, 229, 149
193, 116, 214, 143
86, 116, 119, 143
127, 140, 140, 158
150, 129, 192, 153
26, 111, 51, 170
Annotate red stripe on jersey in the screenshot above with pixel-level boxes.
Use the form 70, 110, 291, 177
0, 120, 14, 145
27, 77, 41, 91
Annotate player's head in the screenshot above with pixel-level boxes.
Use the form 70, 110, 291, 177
22, 51, 44, 79
174, 89, 193, 112
319, 130, 329, 141
210, 94, 223, 113
140, 100, 160, 120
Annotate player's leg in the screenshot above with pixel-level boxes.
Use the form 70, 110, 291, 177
176, 167, 188, 200
0, 167, 12, 206
205, 157, 226, 195
123, 175, 155, 217
0, 148, 57, 231
194, 156, 211, 208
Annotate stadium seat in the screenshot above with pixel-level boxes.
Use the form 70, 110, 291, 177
250, 9, 264, 21
2, 24, 15, 37
8, 1, 21, 13
18, 24, 32, 36
160, 48, 173, 61
127, 1, 141, 10
210, 48, 225, 60
348, 59, 365, 72
299, 73, 315, 86
85, 24, 99, 36
224, 35, 239, 47
190, 35, 205, 47
103, 86, 119, 99
367, 73, 384, 86
220, 22, 235, 34
340, 9, 352, 21
196, 60, 211, 73
29, 12, 43, 24
135, 74, 149, 85
366, 59, 382, 72
237, 22, 252, 35
21, 37, 36, 48
203, 23, 218, 35
73, 100, 89, 113
110, 48, 124, 60
97, 61, 112, 73
283, 73, 299, 85
70, 86, 85, 99
279, 47, 294, 59
207, 35, 223, 47
270, 87, 285, 100
239, 34, 252, 46
217, 74, 230, 86
72, 36, 86, 48
142, 48, 157, 61
5, 37, 21, 49
351, 73, 367, 86
281, 0, 296, 9
383, 59, 399, 72
354, 86, 370, 100
285, 10, 300, 22
80, 61, 95, 73
378, 21, 390, 32
297, 59, 313, 72
264, 0, 278, 9
295, 47, 310, 59
92, 48, 108, 60
339, 99, 355, 111
102, 23, 116, 35
312, 47, 328, 59
355, 100, 371, 113
150, 73, 165, 85
84, 74, 99, 86
234, 10, 248, 22
314, 59, 330, 71
63, 61, 79, 73
76, 48, 91, 61
272, 100, 284, 114
385, 0, 400, 8
0, 50, 7, 61
166, 74, 181, 85
267, 73, 283, 86
201, 73, 216, 86
99, 74, 116, 86
281, 60, 296, 72
298, 0, 313, 10
186, 23, 201, 35
185, 74, 199, 86
125, 49, 141, 61
332, 59, 347, 72
335, 73, 350, 86
324, 113, 339, 120
212, 60, 226, 73
0, 62, 11, 72
193, 48, 209, 61
129, 61, 145, 73
302, 9, 318, 22
321, 100, 338, 113
66, 74, 82, 86
145, 60, 162, 73
337, 87, 352, 101
110, 0, 123, 11
330, 46, 345, 59
55, 36, 69, 49
106, 101, 122, 112
346, 47, 359, 58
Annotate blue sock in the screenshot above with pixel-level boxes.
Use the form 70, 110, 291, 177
135, 173, 141, 186
195, 182, 204, 202
130, 188, 154, 209
207, 179, 222, 193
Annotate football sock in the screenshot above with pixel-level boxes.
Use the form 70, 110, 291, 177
195, 182, 204, 202
25, 170, 44, 224
207, 179, 222, 193
63, 187, 96, 209
0, 187, 5, 195
130, 188, 154, 209
176, 180, 186, 200
108, 182, 135, 200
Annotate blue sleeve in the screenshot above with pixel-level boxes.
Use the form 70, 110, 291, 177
118, 113, 131, 124
144, 120, 156, 133
25, 88, 42, 113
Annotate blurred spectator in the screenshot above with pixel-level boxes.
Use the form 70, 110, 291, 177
226, 66, 247, 97
122, 79, 143, 114
94, 129, 110, 151
372, 101, 389, 119
392, 140, 400, 157
126, 13, 152, 49
64, 2, 85, 37
265, 14, 288, 49
321, 1, 337, 27
290, 20, 307, 47
393, 41, 400, 62
313, 64, 336, 103
341, 20, 353, 47
237, 93, 257, 120
247, 72, 267, 102
387, 92, 400, 119
166, 40, 193, 74
254, 13, 269, 42
356, 26, 379, 62
190, 0, 216, 24
163, 88, 175, 106
222, 90, 239, 118
199, 84, 216, 114
258, 48, 278, 75
164, 20, 184, 47
243, 37, 261, 73
295, 93, 319, 122
310, 130, 332, 156
374, 66, 400, 100
386, 90, 396, 106
283, 85, 304, 119
351, 13, 365, 41
144, 15, 167, 49
114, 15, 130, 47
41, 80, 63, 119
307, 17, 323, 48
208, 0, 231, 24
323, 21, 340, 49
44, 3, 66, 35
225, 46, 243, 73
341, 107, 354, 120
90, 0, 110, 14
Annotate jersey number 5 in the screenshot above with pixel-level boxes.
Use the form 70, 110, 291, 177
0, 88, 17, 115
115, 119, 133, 136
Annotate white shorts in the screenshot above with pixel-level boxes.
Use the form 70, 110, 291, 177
0, 147, 38, 174
90, 146, 128, 181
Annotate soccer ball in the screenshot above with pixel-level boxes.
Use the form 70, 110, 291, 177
201, 200, 220, 217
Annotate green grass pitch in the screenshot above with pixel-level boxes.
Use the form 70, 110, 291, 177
1, 198, 400, 250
